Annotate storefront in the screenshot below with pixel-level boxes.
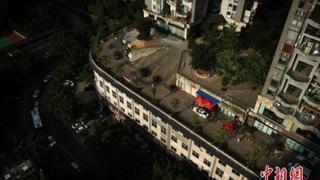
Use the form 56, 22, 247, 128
195, 90, 220, 111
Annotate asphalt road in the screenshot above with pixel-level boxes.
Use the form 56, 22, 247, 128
16, 60, 105, 179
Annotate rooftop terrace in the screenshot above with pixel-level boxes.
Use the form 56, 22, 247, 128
93, 27, 303, 174
178, 51, 262, 109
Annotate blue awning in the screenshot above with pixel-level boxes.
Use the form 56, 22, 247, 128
196, 90, 220, 104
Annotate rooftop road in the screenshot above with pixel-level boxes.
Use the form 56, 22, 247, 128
94, 27, 303, 173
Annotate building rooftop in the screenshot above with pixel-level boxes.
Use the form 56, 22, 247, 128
93, 27, 305, 176
178, 51, 262, 109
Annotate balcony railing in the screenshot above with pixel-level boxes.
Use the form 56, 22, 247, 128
278, 93, 299, 105
304, 89, 320, 108
287, 70, 310, 83
294, 111, 318, 127
274, 103, 295, 116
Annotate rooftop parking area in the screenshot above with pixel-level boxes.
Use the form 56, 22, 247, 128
94, 28, 301, 173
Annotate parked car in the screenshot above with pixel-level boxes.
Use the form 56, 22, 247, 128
72, 122, 80, 129
63, 80, 74, 87
48, 136, 56, 147
43, 75, 52, 83
192, 106, 209, 119
32, 90, 40, 98
70, 161, 80, 172
73, 121, 88, 134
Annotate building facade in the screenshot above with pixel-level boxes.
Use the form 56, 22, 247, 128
143, 0, 208, 39
253, 0, 320, 159
220, 0, 258, 31
89, 51, 260, 180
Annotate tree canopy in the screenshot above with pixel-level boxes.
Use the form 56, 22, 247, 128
134, 12, 153, 40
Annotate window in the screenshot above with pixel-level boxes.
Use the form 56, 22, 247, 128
127, 102, 132, 109
99, 81, 103, 87
192, 151, 199, 158
105, 86, 110, 92
170, 146, 177, 152
215, 168, 224, 178
161, 137, 166, 143
232, 169, 240, 176
229, 177, 235, 180
171, 136, 178, 143
128, 113, 132, 118
182, 143, 188, 150
203, 159, 211, 167
135, 108, 140, 115
270, 79, 278, 87
112, 91, 116, 98
120, 107, 125, 112
143, 113, 148, 121
161, 126, 166, 134
218, 160, 226, 166
181, 153, 187, 159
152, 120, 157, 128
151, 131, 157, 136
119, 96, 124, 103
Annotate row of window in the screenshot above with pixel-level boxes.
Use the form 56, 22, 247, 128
215, 167, 240, 179
98, 76, 242, 179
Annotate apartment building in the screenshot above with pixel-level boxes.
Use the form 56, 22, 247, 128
253, 0, 320, 159
89, 51, 260, 179
220, 0, 258, 31
143, 0, 208, 39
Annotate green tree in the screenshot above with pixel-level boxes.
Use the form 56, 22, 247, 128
134, 11, 152, 40
212, 129, 228, 147
238, 49, 269, 85
217, 49, 239, 79
190, 42, 214, 70
151, 87, 157, 100
170, 98, 180, 111
245, 143, 266, 168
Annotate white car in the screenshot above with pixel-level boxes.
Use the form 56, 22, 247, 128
70, 161, 80, 172
72, 122, 79, 129
48, 136, 56, 147
193, 106, 209, 119
43, 75, 52, 83
63, 80, 74, 87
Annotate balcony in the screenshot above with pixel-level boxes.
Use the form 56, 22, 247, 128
304, 88, 320, 109
273, 102, 295, 116
287, 70, 310, 83
278, 93, 299, 105
299, 29, 320, 57
294, 111, 318, 127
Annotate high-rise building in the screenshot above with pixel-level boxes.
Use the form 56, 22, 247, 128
220, 0, 258, 31
143, 0, 208, 39
253, 0, 320, 158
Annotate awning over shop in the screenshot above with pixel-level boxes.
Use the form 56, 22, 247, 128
196, 90, 220, 104
195, 90, 220, 110
195, 96, 215, 110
